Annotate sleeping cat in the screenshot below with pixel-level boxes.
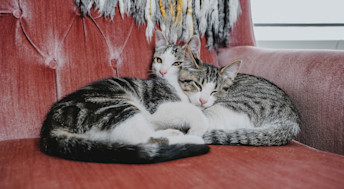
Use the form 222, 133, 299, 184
40, 31, 209, 164
178, 46, 300, 146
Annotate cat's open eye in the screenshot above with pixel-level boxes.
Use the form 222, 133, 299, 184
173, 62, 182, 66
155, 57, 162, 64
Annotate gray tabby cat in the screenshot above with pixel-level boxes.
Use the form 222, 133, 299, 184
40, 31, 209, 164
178, 46, 301, 146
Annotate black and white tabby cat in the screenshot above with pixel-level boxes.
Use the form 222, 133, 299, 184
40, 31, 209, 164
178, 46, 300, 146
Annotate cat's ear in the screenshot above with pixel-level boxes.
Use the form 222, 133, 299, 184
185, 45, 203, 69
219, 60, 242, 80
186, 35, 201, 58
155, 30, 168, 48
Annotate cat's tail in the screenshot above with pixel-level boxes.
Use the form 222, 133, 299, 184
40, 134, 209, 164
203, 121, 300, 146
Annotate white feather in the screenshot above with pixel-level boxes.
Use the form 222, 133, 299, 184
229, 0, 241, 27
119, 0, 124, 18
87, 1, 94, 10
195, 0, 200, 18
211, 0, 219, 35
122, 0, 131, 16
145, 0, 156, 42
127, 0, 131, 16
199, 0, 210, 36
183, 0, 187, 9
98, 0, 105, 12
185, 0, 193, 41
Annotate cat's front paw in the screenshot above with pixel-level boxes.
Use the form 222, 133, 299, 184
187, 136, 205, 144
188, 128, 208, 137
167, 135, 205, 144
155, 129, 184, 137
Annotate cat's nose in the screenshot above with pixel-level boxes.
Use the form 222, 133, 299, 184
200, 98, 207, 105
160, 70, 167, 76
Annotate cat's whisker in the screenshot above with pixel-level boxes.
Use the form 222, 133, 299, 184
148, 70, 157, 76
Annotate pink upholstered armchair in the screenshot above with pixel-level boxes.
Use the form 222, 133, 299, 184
1, 0, 343, 188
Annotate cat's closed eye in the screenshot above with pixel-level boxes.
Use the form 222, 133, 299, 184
193, 81, 202, 90
211, 91, 218, 95
180, 80, 193, 83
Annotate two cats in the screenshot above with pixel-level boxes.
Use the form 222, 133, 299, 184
152, 31, 300, 146
40, 31, 300, 163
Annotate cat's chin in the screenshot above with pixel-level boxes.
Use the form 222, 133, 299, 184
195, 103, 211, 110
160, 74, 178, 81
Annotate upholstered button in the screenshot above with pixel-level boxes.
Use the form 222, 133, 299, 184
111, 59, 117, 69
13, 10, 22, 18
48, 60, 57, 69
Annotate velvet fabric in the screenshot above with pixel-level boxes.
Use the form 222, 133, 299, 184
217, 47, 344, 155
1, 139, 344, 189
1, 0, 344, 188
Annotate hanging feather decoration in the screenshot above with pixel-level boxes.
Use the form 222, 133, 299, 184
206, 0, 219, 49
119, 0, 124, 18
154, 0, 163, 28
158, 0, 167, 33
217, 0, 225, 40
76, 0, 241, 48
229, 0, 241, 28
184, 0, 193, 41
145, 0, 156, 42
103, 0, 119, 19
122, 0, 131, 17
161, 0, 171, 37
132, 0, 146, 26
223, 0, 241, 45
198, 0, 210, 37
168, 0, 178, 43
192, 0, 199, 36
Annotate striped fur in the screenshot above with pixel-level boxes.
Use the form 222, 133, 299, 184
178, 57, 301, 146
40, 40, 210, 163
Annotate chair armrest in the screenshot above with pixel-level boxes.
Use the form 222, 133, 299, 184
217, 46, 344, 155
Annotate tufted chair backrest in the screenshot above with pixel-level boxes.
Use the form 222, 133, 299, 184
1, 0, 253, 141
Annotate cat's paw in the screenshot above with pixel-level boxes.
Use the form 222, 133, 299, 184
168, 135, 205, 144
188, 128, 208, 137
155, 129, 184, 137
187, 136, 205, 144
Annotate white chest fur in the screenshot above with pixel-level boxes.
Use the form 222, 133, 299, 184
166, 75, 189, 102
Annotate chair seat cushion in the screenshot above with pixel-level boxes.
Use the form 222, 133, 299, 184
1, 138, 343, 188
